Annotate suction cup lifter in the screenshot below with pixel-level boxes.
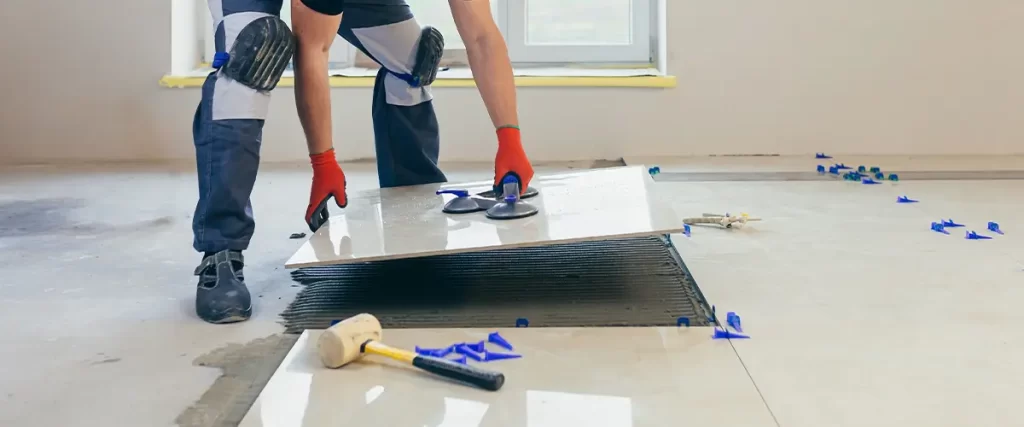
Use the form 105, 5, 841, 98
436, 189, 471, 198
435, 175, 540, 220
502, 175, 522, 202
485, 174, 540, 220
436, 189, 485, 214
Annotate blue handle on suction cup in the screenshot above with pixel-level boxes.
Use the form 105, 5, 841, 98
500, 174, 521, 204
436, 189, 470, 198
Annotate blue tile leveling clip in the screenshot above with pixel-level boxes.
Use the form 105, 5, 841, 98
942, 219, 965, 228
988, 222, 1004, 235
966, 231, 992, 240
488, 332, 514, 351
726, 312, 743, 332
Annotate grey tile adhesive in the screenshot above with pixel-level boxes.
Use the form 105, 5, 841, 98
283, 235, 712, 333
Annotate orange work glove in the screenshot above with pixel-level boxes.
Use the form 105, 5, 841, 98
306, 148, 347, 232
493, 126, 534, 195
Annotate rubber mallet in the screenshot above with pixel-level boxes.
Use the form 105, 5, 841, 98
317, 313, 505, 391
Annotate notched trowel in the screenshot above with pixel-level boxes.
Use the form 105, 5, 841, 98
484, 175, 539, 220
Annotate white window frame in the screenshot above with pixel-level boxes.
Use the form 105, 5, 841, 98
183, 0, 658, 73
505, 0, 653, 64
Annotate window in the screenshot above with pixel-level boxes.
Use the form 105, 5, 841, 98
508, 0, 652, 64
403, 0, 653, 66
195, 0, 655, 70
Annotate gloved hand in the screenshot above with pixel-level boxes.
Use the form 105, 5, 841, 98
493, 126, 534, 195
306, 148, 347, 232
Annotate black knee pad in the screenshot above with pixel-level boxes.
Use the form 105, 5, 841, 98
391, 26, 445, 88
218, 16, 296, 92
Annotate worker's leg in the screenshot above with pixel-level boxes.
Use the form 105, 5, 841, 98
336, 3, 447, 188
192, 0, 293, 324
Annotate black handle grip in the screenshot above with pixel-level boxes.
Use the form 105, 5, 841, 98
412, 355, 505, 391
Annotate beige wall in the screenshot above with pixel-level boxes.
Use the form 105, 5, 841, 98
1, 1, 1022, 164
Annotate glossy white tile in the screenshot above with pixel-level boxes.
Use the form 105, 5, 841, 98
624, 154, 1024, 173
238, 328, 776, 427
667, 180, 1024, 427
285, 166, 683, 268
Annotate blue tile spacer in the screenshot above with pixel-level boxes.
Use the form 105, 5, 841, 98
676, 317, 690, 327
712, 328, 750, 340
966, 230, 992, 240
487, 332, 514, 351
515, 318, 529, 328
815, 153, 832, 159
942, 219, 965, 228
726, 312, 743, 332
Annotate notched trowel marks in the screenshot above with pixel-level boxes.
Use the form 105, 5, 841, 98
176, 334, 299, 427
0, 197, 173, 237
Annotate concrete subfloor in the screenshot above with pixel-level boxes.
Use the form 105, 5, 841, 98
2, 157, 1022, 426
0, 162, 592, 427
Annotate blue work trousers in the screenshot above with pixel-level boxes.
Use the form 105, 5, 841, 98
191, 0, 446, 253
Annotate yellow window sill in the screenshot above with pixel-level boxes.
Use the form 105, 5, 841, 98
159, 74, 677, 89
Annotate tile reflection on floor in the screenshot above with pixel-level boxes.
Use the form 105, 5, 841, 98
239, 328, 776, 427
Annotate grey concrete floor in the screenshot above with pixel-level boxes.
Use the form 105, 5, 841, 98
0, 162, 589, 427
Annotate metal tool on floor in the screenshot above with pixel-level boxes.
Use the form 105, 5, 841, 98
683, 213, 761, 229
318, 313, 505, 391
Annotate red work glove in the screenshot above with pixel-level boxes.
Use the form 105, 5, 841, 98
306, 148, 347, 232
493, 126, 534, 195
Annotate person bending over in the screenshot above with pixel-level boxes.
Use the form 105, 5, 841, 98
189, 0, 534, 324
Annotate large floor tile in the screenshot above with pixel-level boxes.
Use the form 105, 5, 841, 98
239, 327, 777, 427
625, 154, 1024, 173
664, 179, 1024, 427
285, 166, 683, 268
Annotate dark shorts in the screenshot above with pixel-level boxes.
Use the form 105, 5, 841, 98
300, 0, 408, 16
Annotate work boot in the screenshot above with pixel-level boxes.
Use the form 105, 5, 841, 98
194, 250, 252, 324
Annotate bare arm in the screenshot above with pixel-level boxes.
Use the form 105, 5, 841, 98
448, 0, 518, 128
291, 0, 343, 155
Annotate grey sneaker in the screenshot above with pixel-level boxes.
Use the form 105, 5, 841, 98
194, 250, 252, 324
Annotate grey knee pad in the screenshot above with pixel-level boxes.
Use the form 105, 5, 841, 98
215, 16, 296, 92
391, 26, 444, 88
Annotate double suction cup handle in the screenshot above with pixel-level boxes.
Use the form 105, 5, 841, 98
436, 189, 471, 198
